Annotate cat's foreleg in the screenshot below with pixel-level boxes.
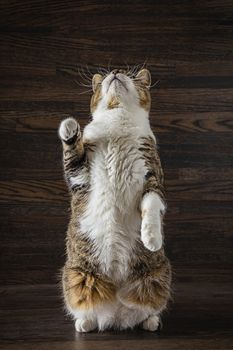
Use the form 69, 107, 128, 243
58, 117, 88, 190
140, 192, 165, 252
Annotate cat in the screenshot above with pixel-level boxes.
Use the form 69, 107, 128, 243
58, 68, 172, 332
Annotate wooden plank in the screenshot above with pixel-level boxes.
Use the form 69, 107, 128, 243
1, 75, 233, 113
1, 111, 233, 134
1, 131, 233, 170
0, 173, 232, 203
1, 339, 233, 350
0, 0, 233, 346
0, 276, 233, 343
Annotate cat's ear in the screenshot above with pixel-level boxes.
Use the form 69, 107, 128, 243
92, 74, 103, 92
136, 69, 151, 89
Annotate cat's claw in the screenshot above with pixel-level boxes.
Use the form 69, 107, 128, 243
59, 117, 80, 142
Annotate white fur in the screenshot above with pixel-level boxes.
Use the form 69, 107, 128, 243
70, 301, 155, 332
59, 117, 79, 141
142, 315, 160, 331
75, 318, 97, 332
65, 71, 164, 331
140, 192, 166, 252
81, 114, 148, 282
69, 171, 89, 187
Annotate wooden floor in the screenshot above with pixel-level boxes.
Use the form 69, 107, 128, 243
1, 268, 233, 349
0, 0, 233, 349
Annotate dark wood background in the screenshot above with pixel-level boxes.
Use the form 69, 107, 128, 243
0, 0, 233, 349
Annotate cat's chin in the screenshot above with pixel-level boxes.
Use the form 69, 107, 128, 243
108, 78, 128, 93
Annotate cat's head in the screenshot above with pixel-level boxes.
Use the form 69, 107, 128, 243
90, 68, 151, 115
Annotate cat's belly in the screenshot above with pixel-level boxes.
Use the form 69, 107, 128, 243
80, 138, 146, 281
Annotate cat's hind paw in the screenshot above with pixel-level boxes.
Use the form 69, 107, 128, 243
59, 117, 80, 143
141, 315, 160, 332
75, 318, 97, 333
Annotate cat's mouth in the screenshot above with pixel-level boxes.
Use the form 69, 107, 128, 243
108, 76, 128, 92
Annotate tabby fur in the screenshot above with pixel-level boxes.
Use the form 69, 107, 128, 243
59, 68, 172, 332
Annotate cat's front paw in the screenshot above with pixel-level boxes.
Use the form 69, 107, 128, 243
59, 117, 80, 142
141, 218, 162, 252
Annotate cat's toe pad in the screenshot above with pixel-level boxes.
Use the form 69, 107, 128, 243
141, 221, 162, 252
59, 117, 80, 141
142, 315, 159, 332
75, 319, 97, 333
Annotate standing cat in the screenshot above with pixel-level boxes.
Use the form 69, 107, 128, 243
59, 68, 171, 332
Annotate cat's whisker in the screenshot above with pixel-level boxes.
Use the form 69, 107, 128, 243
75, 78, 92, 87
74, 79, 92, 88
77, 88, 93, 95
81, 66, 92, 78
85, 65, 95, 80
59, 64, 171, 333
127, 65, 135, 77
99, 67, 109, 75
97, 67, 108, 77
149, 80, 160, 88
130, 63, 141, 76
77, 68, 92, 84
126, 68, 136, 79
80, 66, 92, 82
131, 61, 148, 77
107, 58, 112, 74
125, 62, 130, 73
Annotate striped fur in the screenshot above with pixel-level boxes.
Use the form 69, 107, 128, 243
59, 68, 172, 332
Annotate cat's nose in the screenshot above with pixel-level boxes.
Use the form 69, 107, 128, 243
111, 69, 119, 75
111, 69, 126, 76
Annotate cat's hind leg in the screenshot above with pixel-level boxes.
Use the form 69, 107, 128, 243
141, 314, 160, 331
75, 318, 97, 333
115, 303, 153, 330
62, 266, 116, 332
118, 257, 171, 331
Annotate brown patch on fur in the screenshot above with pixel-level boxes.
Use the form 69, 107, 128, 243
139, 136, 165, 200
137, 87, 151, 111
60, 82, 171, 321
92, 73, 103, 92
63, 267, 116, 310
134, 69, 151, 111
90, 86, 102, 114
119, 250, 171, 310
63, 138, 84, 156
107, 95, 120, 109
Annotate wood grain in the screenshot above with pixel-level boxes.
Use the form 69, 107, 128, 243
0, 275, 233, 344
0, 0, 233, 347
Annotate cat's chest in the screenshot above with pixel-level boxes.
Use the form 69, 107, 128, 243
89, 136, 146, 202
81, 127, 148, 281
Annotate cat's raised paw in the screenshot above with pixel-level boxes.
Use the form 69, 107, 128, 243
59, 117, 80, 142
141, 221, 162, 252
75, 318, 97, 333
142, 315, 160, 332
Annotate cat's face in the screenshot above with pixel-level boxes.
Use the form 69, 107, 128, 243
90, 69, 151, 114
